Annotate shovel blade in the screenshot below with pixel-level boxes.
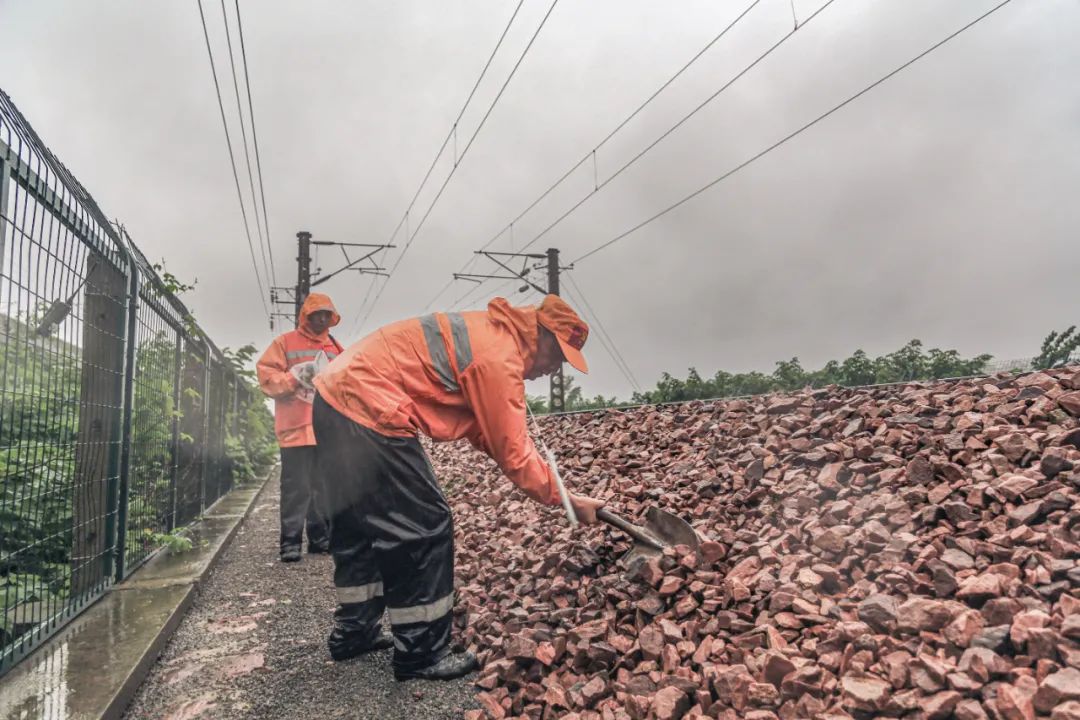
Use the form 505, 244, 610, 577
624, 543, 662, 565
643, 507, 700, 553
620, 507, 699, 567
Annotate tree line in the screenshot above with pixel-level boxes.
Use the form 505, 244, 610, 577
528, 326, 1079, 414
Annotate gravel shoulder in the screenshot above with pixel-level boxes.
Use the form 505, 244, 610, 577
124, 478, 478, 720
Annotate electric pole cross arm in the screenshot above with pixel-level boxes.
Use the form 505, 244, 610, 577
269, 286, 299, 330
311, 245, 392, 288
272, 231, 395, 328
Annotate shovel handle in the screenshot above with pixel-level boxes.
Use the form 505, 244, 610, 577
596, 508, 666, 551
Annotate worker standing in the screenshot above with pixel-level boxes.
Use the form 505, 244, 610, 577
312, 294, 604, 680
257, 293, 343, 563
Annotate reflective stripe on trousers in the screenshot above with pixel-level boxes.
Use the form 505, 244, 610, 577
313, 393, 456, 672
337, 581, 384, 604
386, 592, 454, 626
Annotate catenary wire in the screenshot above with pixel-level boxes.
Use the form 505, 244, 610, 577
345, 0, 530, 329
219, 0, 272, 291
571, 0, 1015, 264
564, 270, 640, 390
560, 282, 639, 394
514, 0, 840, 256
355, 0, 563, 333
234, 0, 277, 286
196, 0, 269, 319
425, 0, 766, 311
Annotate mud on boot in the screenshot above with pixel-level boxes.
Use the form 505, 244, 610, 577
280, 547, 302, 563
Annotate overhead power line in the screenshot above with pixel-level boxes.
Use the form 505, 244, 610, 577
564, 270, 640, 391
571, 0, 1015, 264
346, 0, 528, 331
441, 0, 1015, 337
450, 277, 502, 310
196, 0, 269, 319
450, 271, 526, 310
234, 0, 277, 287
390, 0, 562, 271
354, 0, 563, 334
355, 270, 382, 330
424, 276, 458, 312
560, 282, 638, 393
424, 0, 765, 311
219, 0, 272, 291
513, 0, 839, 257
440, 0, 838, 308
391, 0, 528, 254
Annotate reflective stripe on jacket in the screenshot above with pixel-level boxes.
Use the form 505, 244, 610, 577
313, 297, 559, 505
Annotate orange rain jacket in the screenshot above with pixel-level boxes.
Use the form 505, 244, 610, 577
313, 298, 561, 506
257, 294, 344, 447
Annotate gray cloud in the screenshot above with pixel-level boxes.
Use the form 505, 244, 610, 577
2, 0, 1077, 400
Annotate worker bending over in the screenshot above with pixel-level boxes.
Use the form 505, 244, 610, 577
313, 294, 603, 680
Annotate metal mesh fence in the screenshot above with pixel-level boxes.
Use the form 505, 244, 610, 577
983, 355, 1080, 374
0, 90, 261, 675
174, 339, 207, 529
124, 281, 183, 571
207, 364, 230, 502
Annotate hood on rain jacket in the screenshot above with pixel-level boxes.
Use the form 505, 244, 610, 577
257, 293, 344, 447
313, 297, 561, 506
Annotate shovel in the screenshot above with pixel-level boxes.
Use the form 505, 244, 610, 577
596, 506, 700, 564
542, 446, 699, 563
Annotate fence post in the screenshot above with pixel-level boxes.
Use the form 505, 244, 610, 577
113, 262, 139, 581
221, 374, 230, 493
167, 332, 183, 532
0, 156, 9, 261
200, 345, 212, 512
72, 257, 128, 600
231, 376, 239, 437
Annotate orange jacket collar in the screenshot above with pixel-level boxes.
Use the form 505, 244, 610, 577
487, 297, 539, 373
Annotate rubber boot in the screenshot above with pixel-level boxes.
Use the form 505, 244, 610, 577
329, 629, 394, 661
394, 651, 479, 681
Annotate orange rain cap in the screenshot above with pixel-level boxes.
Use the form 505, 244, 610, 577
536, 294, 589, 374
299, 292, 341, 327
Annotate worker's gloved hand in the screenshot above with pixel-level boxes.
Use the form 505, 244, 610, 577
568, 493, 604, 525
290, 361, 318, 389
289, 361, 319, 403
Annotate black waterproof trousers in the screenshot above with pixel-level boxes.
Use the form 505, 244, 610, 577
279, 445, 329, 553
312, 393, 455, 672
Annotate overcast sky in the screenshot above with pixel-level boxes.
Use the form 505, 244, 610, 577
1, 0, 1077, 399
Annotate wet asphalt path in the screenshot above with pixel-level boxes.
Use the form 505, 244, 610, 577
124, 479, 477, 720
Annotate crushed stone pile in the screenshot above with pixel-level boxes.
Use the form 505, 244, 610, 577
431, 368, 1080, 720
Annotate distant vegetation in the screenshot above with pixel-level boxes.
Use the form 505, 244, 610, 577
528, 329, 1078, 413
1, 270, 276, 648
1034, 326, 1080, 370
